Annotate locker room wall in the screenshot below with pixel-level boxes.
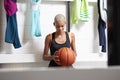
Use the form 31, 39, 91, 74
0, 0, 107, 67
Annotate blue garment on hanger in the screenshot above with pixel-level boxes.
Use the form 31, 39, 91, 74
31, 10, 41, 37
5, 14, 21, 48
31, 0, 41, 37
98, 17, 106, 52
97, 0, 107, 52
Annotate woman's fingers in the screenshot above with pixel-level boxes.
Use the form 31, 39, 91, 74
52, 55, 60, 62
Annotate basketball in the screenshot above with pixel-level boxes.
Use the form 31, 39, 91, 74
55, 47, 76, 66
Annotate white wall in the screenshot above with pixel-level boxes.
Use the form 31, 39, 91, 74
0, 0, 107, 67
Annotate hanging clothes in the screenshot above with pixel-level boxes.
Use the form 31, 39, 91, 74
4, 0, 17, 16
30, 0, 41, 37
71, 0, 81, 24
98, 17, 106, 52
71, 0, 89, 24
4, 0, 21, 48
80, 0, 89, 22
97, 0, 107, 52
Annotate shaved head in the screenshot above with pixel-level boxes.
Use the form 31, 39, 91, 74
54, 14, 66, 22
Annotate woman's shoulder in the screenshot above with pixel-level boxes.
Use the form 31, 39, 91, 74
46, 33, 52, 39
45, 32, 55, 40
67, 32, 75, 37
67, 32, 75, 43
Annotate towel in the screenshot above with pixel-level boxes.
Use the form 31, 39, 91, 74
71, 0, 89, 24
71, 0, 81, 24
80, 0, 89, 22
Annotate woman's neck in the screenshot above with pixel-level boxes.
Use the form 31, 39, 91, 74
56, 31, 65, 36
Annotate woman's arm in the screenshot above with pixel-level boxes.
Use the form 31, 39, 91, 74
69, 32, 77, 56
43, 34, 53, 61
42, 34, 59, 61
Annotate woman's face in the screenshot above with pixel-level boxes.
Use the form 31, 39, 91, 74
54, 21, 66, 33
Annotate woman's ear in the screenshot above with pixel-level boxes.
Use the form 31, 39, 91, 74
64, 21, 66, 24
53, 22, 55, 26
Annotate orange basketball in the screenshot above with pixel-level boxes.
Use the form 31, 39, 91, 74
55, 47, 76, 66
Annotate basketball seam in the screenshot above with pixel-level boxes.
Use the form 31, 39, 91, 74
72, 51, 75, 63
59, 51, 61, 66
66, 48, 68, 66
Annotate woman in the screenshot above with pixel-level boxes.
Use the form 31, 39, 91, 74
43, 14, 76, 67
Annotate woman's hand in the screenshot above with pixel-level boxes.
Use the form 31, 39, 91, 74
53, 51, 60, 64
52, 55, 59, 61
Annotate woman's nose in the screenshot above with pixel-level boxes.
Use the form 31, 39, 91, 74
59, 27, 62, 30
